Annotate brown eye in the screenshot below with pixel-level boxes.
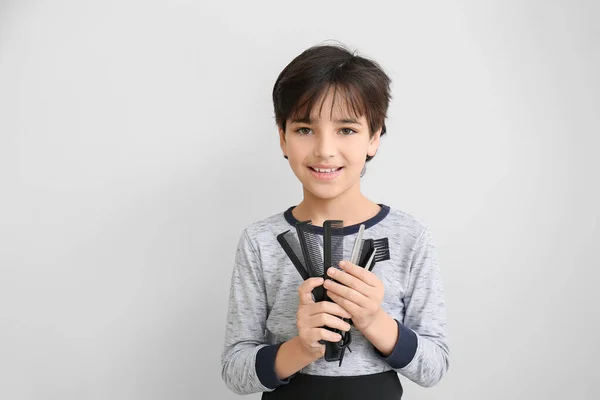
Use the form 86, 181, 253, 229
340, 128, 356, 135
297, 128, 312, 135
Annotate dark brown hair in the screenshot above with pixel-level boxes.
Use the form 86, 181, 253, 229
272, 43, 392, 163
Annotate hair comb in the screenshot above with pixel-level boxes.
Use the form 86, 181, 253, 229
322, 220, 347, 362
295, 220, 325, 301
276, 230, 309, 281
357, 237, 390, 270
278, 220, 360, 365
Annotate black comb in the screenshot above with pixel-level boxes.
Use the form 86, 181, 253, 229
276, 230, 309, 281
357, 237, 390, 270
357, 239, 373, 269
322, 220, 346, 363
295, 220, 325, 302
323, 220, 344, 300
372, 238, 390, 263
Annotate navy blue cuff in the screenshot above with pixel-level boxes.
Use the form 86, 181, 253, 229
375, 319, 418, 369
255, 343, 292, 390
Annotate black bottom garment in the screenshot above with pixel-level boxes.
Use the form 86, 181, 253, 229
261, 370, 403, 400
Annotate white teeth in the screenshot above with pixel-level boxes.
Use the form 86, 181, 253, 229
313, 167, 339, 173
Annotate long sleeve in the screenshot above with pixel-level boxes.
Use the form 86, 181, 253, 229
377, 226, 450, 387
221, 229, 287, 395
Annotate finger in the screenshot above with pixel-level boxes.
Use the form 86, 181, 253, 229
338, 260, 380, 286
326, 267, 370, 295
324, 279, 369, 307
299, 328, 325, 350
312, 301, 352, 319
299, 277, 325, 292
299, 291, 314, 305
327, 291, 364, 316
309, 313, 352, 332
312, 327, 343, 343
298, 277, 324, 305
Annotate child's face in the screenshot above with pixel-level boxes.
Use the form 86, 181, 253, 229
279, 90, 380, 201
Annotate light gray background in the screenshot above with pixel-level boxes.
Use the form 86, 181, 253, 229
1, 0, 598, 399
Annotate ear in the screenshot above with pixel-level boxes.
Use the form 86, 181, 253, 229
279, 127, 287, 158
367, 128, 382, 157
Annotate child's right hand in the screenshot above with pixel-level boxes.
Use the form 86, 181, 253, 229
296, 277, 352, 358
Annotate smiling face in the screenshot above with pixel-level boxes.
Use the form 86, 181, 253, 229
279, 88, 381, 201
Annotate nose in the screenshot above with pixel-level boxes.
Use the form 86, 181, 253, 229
313, 131, 336, 159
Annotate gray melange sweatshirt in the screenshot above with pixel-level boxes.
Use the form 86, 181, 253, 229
221, 204, 449, 395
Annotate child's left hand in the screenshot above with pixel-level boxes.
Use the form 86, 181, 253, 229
323, 260, 385, 332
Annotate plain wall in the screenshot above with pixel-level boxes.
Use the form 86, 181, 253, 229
1, 0, 598, 399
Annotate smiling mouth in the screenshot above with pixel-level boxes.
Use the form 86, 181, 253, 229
307, 166, 344, 181
308, 167, 343, 173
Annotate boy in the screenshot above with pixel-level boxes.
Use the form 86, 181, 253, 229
221, 43, 449, 399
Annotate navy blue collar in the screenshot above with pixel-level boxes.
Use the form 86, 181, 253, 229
283, 204, 390, 235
